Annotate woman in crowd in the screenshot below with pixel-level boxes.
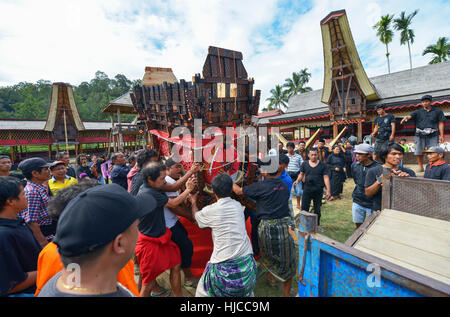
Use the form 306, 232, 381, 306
327, 145, 347, 200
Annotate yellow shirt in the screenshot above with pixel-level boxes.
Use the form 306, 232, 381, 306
48, 176, 78, 195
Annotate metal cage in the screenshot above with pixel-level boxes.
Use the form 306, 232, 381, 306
382, 176, 450, 221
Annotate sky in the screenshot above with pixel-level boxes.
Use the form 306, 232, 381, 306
0, 0, 449, 110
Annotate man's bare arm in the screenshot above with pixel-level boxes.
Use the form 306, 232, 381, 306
162, 163, 201, 192
28, 223, 48, 248
167, 205, 194, 222
8, 271, 37, 294
232, 183, 244, 196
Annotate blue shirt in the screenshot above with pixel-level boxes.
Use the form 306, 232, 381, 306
278, 170, 293, 193
0, 217, 42, 296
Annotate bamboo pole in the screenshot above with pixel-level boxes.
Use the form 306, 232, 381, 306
63, 110, 69, 153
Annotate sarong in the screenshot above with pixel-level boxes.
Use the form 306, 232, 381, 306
258, 217, 296, 282
202, 254, 257, 297
135, 229, 181, 284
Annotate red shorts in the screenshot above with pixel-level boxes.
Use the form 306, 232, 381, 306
135, 228, 181, 284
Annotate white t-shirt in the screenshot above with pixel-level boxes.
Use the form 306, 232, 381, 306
194, 197, 253, 263
163, 175, 180, 229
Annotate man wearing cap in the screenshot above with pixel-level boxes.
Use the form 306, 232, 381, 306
18, 158, 53, 248
38, 184, 154, 297
351, 144, 379, 228
55, 152, 76, 179
423, 146, 450, 181
48, 161, 78, 196
400, 95, 446, 172
371, 104, 396, 162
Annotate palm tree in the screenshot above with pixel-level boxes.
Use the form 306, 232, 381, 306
422, 37, 450, 64
394, 10, 419, 70
373, 14, 394, 73
265, 85, 288, 111
283, 68, 313, 99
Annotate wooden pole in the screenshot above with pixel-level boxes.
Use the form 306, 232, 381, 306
48, 144, 52, 159
63, 110, 69, 153
117, 109, 123, 151
357, 120, 363, 142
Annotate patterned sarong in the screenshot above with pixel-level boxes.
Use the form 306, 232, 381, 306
258, 217, 296, 282
202, 254, 257, 297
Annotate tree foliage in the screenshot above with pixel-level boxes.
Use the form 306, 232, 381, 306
0, 72, 138, 122
422, 37, 450, 64
262, 68, 312, 112
373, 14, 395, 73
394, 10, 419, 69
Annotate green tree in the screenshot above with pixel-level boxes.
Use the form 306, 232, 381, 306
422, 37, 450, 64
394, 10, 419, 70
283, 68, 312, 100
265, 85, 288, 111
373, 14, 395, 74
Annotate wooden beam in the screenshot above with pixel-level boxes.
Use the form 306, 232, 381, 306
332, 63, 352, 71
332, 72, 354, 81
331, 44, 347, 52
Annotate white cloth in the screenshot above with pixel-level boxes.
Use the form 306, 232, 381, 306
163, 175, 180, 229
194, 197, 253, 264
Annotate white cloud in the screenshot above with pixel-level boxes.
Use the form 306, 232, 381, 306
0, 0, 449, 112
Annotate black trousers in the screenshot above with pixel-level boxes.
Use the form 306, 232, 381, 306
170, 221, 193, 269
244, 207, 260, 256
301, 189, 323, 225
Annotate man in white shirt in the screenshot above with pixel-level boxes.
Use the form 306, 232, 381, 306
190, 174, 257, 297
163, 158, 199, 288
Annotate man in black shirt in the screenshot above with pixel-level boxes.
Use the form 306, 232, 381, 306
233, 164, 296, 297
76, 154, 96, 180
365, 143, 416, 212
371, 104, 396, 162
0, 176, 41, 297
351, 144, 379, 228
293, 148, 331, 231
135, 164, 196, 297
423, 146, 450, 181
400, 95, 446, 172
110, 152, 131, 190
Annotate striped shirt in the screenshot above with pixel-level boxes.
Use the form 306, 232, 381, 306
286, 153, 303, 173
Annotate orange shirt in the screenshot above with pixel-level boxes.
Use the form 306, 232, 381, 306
35, 242, 139, 296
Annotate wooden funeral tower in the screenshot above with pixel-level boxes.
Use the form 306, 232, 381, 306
131, 46, 261, 137
320, 10, 379, 141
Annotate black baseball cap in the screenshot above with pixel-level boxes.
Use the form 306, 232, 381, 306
54, 183, 156, 257
421, 95, 432, 101
18, 158, 52, 174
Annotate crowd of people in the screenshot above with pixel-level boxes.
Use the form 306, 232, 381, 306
0, 95, 449, 298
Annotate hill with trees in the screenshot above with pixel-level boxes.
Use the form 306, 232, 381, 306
0, 71, 140, 122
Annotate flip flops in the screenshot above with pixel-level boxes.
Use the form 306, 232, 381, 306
150, 288, 171, 297
183, 279, 199, 288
